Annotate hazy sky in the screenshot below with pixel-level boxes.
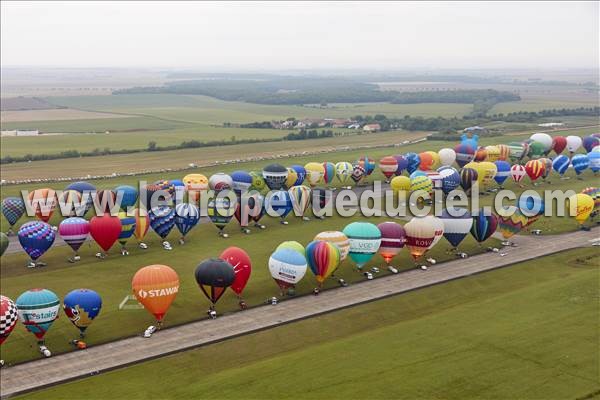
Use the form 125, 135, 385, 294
1, 1, 598, 69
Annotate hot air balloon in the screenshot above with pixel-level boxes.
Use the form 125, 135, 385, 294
589, 149, 600, 173
277, 240, 305, 255
89, 214, 122, 255
440, 209, 472, 250
582, 135, 599, 153
527, 141, 545, 159
268, 248, 307, 296
95, 189, 117, 213
132, 265, 179, 326
312, 187, 332, 219
351, 164, 365, 184
209, 173, 233, 192
183, 173, 208, 202
438, 167, 460, 194
208, 196, 235, 237
235, 191, 263, 233
460, 168, 478, 192
56, 190, 82, 217
306, 240, 340, 288
304, 162, 325, 187
530, 133, 553, 155
470, 212, 498, 244
525, 159, 545, 183
143, 183, 170, 211
508, 142, 527, 163
65, 181, 96, 215
249, 193, 266, 229
59, 217, 89, 262
249, 171, 267, 193
266, 190, 293, 224
2, 197, 26, 234
496, 144, 510, 161
335, 162, 353, 187
153, 180, 176, 197
322, 162, 336, 186
552, 136, 567, 155
393, 155, 408, 176
220, 247, 251, 307
538, 157, 553, 182
425, 216, 445, 251
0, 295, 18, 347
149, 206, 176, 245
510, 164, 527, 186
117, 211, 136, 254
358, 156, 376, 177
474, 147, 487, 162
493, 161, 511, 187
342, 222, 381, 271
391, 175, 410, 205
569, 193, 594, 225
314, 231, 350, 261
18, 221, 55, 267
262, 164, 288, 190
27, 188, 56, 223
133, 208, 150, 248
581, 187, 600, 220
288, 185, 311, 220
114, 185, 138, 211
485, 146, 501, 162
195, 258, 235, 310
285, 168, 298, 190
438, 148, 456, 167
410, 175, 433, 196
63, 289, 102, 337
552, 155, 570, 177
174, 203, 200, 243
16, 289, 60, 346
418, 152, 434, 171
566, 135, 583, 155
0, 233, 8, 257
571, 154, 589, 176
404, 217, 436, 266
231, 170, 253, 196
496, 209, 529, 241
405, 152, 421, 174
454, 143, 475, 168
291, 165, 307, 186
379, 156, 398, 181
376, 222, 405, 272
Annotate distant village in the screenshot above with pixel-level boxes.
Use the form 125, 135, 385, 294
225, 118, 383, 132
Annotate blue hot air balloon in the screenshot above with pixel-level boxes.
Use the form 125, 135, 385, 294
231, 171, 253, 196
440, 209, 472, 249
63, 289, 102, 337
170, 179, 186, 199
494, 160, 511, 186
409, 170, 427, 179
65, 181, 96, 215
571, 154, 589, 176
175, 203, 200, 240
393, 155, 408, 176
552, 155, 570, 176
589, 149, 600, 173
117, 212, 136, 248
18, 221, 56, 263
1, 197, 25, 230
518, 193, 545, 216
266, 190, 293, 223
470, 212, 498, 244
291, 165, 307, 186
342, 222, 381, 270
114, 185, 138, 211
405, 153, 421, 174
16, 289, 60, 343
437, 167, 460, 194
149, 206, 176, 240
582, 135, 599, 153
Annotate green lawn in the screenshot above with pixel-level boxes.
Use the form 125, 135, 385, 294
18, 248, 600, 400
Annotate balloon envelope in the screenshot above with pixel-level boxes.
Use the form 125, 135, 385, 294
195, 258, 236, 305
268, 248, 307, 290
470, 213, 498, 243
132, 265, 179, 322
59, 217, 90, 253
0, 295, 18, 345
305, 240, 340, 284
440, 209, 472, 248
1, 197, 25, 227
63, 289, 102, 334
342, 222, 381, 268
90, 214, 122, 252
377, 222, 406, 264
175, 203, 200, 237
18, 221, 55, 261
220, 247, 252, 296
16, 289, 60, 340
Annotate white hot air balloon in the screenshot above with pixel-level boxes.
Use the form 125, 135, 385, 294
438, 148, 457, 167
268, 248, 307, 294
530, 133, 553, 153
566, 135, 583, 154
424, 216, 444, 249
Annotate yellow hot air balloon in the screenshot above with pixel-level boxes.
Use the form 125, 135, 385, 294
425, 151, 441, 170
485, 146, 501, 162
410, 175, 433, 195
183, 174, 208, 202
304, 162, 325, 187
390, 176, 410, 194
285, 168, 298, 189
569, 193, 594, 225
479, 161, 498, 189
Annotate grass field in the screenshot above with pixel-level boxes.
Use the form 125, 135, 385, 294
18, 248, 600, 400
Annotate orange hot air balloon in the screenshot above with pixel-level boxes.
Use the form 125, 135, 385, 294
418, 152, 434, 171
132, 265, 179, 325
27, 188, 57, 222
474, 147, 487, 162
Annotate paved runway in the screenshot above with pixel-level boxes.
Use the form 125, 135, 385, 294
1, 228, 597, 398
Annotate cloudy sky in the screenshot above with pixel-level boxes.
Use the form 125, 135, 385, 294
1, 1, 598, 69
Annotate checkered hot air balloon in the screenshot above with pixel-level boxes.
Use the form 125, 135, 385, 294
18, 221, 56, 262
1, 197, 25, 231
0, 295, 18, 346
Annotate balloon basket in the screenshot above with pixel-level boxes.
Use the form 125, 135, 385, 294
280, 220, 289, 225
313, 287, 320, 296
239, 300, 247, 310
387, 265, 399, 274
338, 278, 348, 287
7, 229, 14, 236
254, 223, 266, 229
95, 252, 106, 259
0, 360, 4, 367
121, 248, 129, 256
241, 228, 251, 234
138, 242, 148, 249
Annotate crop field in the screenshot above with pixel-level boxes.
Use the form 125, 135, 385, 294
0, 109, 133, 123
18, 248, 600, 400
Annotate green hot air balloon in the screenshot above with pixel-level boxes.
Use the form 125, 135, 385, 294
342, 222, 381, 270
527, 141, 545, 159
0, 232, 8, 256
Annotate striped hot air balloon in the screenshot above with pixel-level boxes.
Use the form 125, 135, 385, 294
313, 231, 350, 261
149, 206, 176, 240
525, 159, 545, 182
496, 144, 510, 161
117, 211, 136, 250
335, 162, 353, 184
510, 164, 527, 185
134, 208, 150, 243
453, 143, 475, 168
16, 289, 60, 342
571, 154, 590, 176
175, 203, 200, 241
288, 185, 311, 219
460, 167, 478, 192
410, 175, 433, 195
322, 162, 336, 185
306, 240, 341, 287
552, 155, 570, 176
377, 222, 406, 266
494, 161, 511, 186
440, 209, 472, 249
470, 212, 498, 244
58, 217, 89, 257
379, 156, 399, 181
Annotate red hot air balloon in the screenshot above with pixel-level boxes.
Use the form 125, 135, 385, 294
525, 159, 545, 183
379, 156, 399, 181
474, 147, 487, 162
89, 214, 122, 254
377, 222, 406, 272
552, 136, 567, 155
220, 247, 252, 309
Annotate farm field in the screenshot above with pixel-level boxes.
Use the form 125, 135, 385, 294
18, 248, 600, 400
1, 109, 132, 122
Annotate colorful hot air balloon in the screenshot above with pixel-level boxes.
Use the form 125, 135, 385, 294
277, 240, 305, 256
552, 155, 570, 176
510, 164, 527, 185
0, 233, 8, 257
132, 265, 179, 325
268, 248, 307, 294
571, 154, 590, 176
114, 185, 138, 211
377, 222, 405, 267
58, 217, 89, 259
290, 165, 306, 186
183, 173, 208, 202
438, 148, 456, 167
267, 190, 293, 223
288, 185, 311, 219
16, 289, 60, 343
440, 209, 472, 249
552, 136, 567, 155
474, 147, 487, 162
351, 164, 365, 184
539, 157, 553, 181
583, 135, 600, 153
484, 146, 501, 162
285, 168, 298, 190
496, 144, 510, 161
133, 208, 150, 245
306, 241, 340, 287
404, 217, 436, 263
508, 142, 527, 162
304, 162, 325, 187
195, 258, 236, 308
89, 214, 121, 253
322, 162, 336, 185
589, 149, 600, 173
63, 289, 102, 337
581, 187, 600, 215
454, 143, 475, 168
149, 206, 176, 240
379, 156, 398, 181
530, 133, 553, 155
470, 213, 498, 244
335, 162, 353, 185
405, 152, 421, 174
117, 211, 136, 252
18, 221, 55, 264
525, 159, 545, 182
391, 176, 411, 197
410, 175, 433, 195
566, 135, 583, 154
460, 167, 478, 192
417, 152, 434, 171
0, 295, 18, 346
209, 173, 233, 192
174, 203, 200, 242
220, 247, 252, 301
358, 156, 376, 176
342, 222, 381, 270
262, 164, 288, 190
493, 161, 511, 187
569, 193, 594, 225
437, 167, 460, 194
231, 171, 253, 195
1, 197, 25, 232
313, 231, 350, 261
208, 196, 235, 236
27, 188, 56, 223
249, 171, 267, 193
496, 210, 529, 240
